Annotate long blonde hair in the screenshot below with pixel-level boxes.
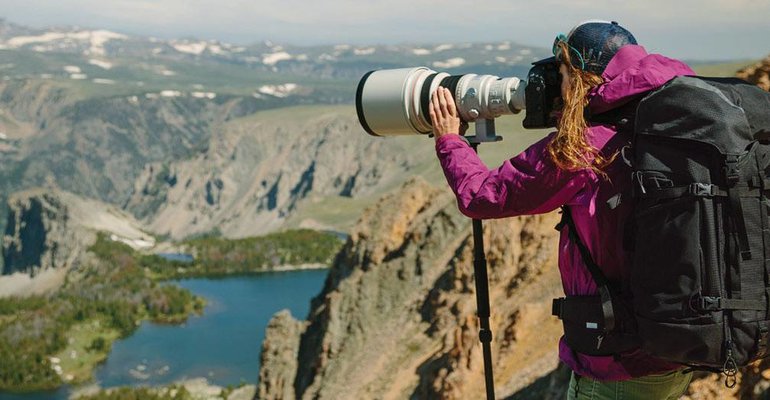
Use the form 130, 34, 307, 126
546, 41, 614, 176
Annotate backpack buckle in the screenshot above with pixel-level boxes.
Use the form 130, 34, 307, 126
690, 295, 721, 312
689, 183, 717, 197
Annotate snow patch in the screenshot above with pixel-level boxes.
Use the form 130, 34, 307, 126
334, 44, 351, 51
192, 91, 216, 99
88, 30, 127, 55
412, 48, 431, 56
497, 42, 511, 51
434, 44, 454, 52
208, 44, 225, 55
160, 70, 176, 76
109, 234, 155, 249
262, 51, 292, 65
63, 65, 81, 74
93, 78, 115, 85
520, 48, 532, 55
88, 59, 112, 69
0, 132, 7, 140
160, 90, 182, 97
258, 83, 298, 98
7, 30, 127, 56
172, 41, 207, 55
495, 56, 507, 63
433, 58, 465, 69
354, 47, 375, 55
69, 73, 87, 80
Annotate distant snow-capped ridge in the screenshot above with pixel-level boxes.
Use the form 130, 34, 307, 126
1, 29, 127, 55
169, 39, 245, 56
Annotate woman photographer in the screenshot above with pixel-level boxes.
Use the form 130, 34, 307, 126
430, 21, 695, 399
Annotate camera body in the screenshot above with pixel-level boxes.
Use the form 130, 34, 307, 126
356, 60, 562, 137
523, 60, 562, 129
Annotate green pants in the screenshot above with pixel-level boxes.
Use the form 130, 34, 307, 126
567, 369, 693, 400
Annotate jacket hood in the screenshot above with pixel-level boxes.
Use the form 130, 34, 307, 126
588, 45, 695, 115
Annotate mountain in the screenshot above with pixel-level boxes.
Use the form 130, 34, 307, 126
258, 178, 565, 399
0, 188, 152, 296
737, 55, 770, 91
0, 18, 550, 256
0, 18, 545, 100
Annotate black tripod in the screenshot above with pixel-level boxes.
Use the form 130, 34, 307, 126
465, 118, 500, 400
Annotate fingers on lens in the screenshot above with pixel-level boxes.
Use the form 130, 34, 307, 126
444, 89, 457, 117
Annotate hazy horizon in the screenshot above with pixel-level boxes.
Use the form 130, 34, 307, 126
0, 0, 768, 61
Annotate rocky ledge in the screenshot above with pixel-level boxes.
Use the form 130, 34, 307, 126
1, 188, 153, 296
257, 177, 564, 399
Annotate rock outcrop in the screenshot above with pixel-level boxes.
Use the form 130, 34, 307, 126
126, 106, 430, 239
737, 55, 770, 91
257, 176, 770, 399
258, 178, 564, 399
258, 311, 305, 400
1, 188, 153, 296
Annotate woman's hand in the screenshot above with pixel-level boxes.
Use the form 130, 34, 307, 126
429, 87, 467, 140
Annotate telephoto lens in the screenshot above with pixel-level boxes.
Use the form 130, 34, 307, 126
356, 67, 526, 137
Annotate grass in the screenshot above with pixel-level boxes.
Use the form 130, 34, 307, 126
53, 319, 121, 385
689, 59, 756, 77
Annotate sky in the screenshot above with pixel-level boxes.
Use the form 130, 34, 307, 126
0, 0, 768, 61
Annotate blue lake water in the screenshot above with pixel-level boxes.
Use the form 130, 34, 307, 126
0, 269, 328, 400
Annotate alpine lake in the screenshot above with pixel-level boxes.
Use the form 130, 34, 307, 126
0, 268, 328, 400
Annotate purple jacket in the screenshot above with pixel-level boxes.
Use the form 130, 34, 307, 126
435, 45, 696, 380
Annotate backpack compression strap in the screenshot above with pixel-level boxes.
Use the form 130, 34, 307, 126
557, 206, 616, 331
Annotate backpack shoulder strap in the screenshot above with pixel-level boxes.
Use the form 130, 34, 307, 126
556, 206, 617, 331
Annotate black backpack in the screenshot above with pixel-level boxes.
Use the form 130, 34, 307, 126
553, 76, 770, 385
630, 76, 770, 377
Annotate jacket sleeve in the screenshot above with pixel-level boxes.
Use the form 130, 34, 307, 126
435, 133, 595, 219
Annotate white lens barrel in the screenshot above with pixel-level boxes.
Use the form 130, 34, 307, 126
356, 67, 437, 136
356, 67, 527, 137
455, 75, 525, 122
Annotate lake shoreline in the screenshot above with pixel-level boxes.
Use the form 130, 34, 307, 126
0, 270, 328, 400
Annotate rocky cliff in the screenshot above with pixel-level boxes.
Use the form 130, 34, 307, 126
256, 179, 770, 399
1, 188, 153, 296
737, 54, 770, 91
257, 178, 564, 399
125, 106, 434, 239
0, 78, 299, 266
0, 79, 268, 206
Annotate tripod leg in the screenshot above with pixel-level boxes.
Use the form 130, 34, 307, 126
472, 218, 496, 400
